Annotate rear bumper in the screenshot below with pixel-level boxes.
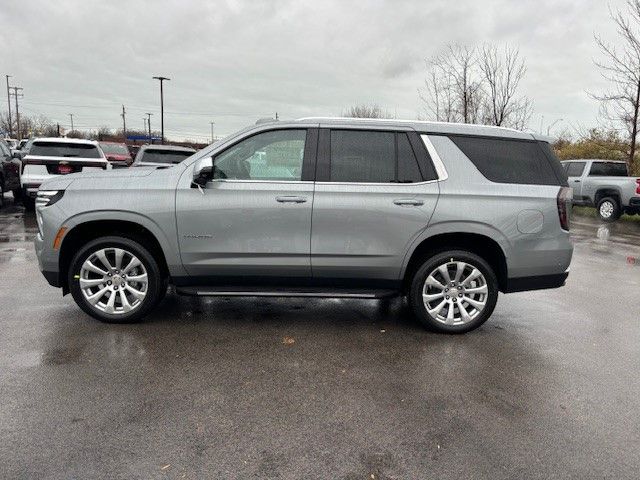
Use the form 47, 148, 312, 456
503, 270, 569, 293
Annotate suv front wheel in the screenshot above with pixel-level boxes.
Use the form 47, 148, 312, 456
409, 250, 499, 333
68, 236, 165, 323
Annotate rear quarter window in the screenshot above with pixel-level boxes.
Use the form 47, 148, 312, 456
449, 136, 564, 186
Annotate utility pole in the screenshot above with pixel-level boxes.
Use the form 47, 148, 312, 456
68, 113, 74, 132
145, 113, 152, 141
152, 76, 170, 144
143, 117, 147, 137
210, 121, 215, 143
275, 112, 279, 120
9, 86, 23, 140
5, 75, 12, 138
121, 105, 127, 139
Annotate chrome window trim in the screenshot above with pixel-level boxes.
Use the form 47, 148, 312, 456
207, 179, 312, 185
420, 134, 448, 181
314, 179, 439, 187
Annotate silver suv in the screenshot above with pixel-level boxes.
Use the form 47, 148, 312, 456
34, 118, 573, 333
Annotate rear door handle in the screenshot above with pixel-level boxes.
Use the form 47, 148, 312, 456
573, 179, 581, 183
276, 196, 307, 203
393, 198, 424, 206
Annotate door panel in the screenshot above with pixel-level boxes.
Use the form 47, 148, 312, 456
175, 127, 317, 281
176, 180, 313, 278
311, 182, 438, 281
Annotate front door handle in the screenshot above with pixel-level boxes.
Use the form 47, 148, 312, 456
393, 198, 424, 206
573, 179, 581, 183
276, 196, 307, 203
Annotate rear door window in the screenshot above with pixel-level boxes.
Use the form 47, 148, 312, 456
566, 162, 586, 177
330, 130, 396, 183
588, 161, 627, 176
449, 136, 562, 185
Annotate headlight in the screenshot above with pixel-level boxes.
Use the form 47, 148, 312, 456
36, 190, 65, 237
36, 190, 65, 208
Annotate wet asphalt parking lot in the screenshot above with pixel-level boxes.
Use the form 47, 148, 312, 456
0, 194, 639, 479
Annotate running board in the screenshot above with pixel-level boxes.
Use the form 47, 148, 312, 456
175, 286, 399, 299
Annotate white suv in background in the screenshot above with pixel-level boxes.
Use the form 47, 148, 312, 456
21, 138, 109, 210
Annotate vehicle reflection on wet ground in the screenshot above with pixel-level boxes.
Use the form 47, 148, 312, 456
0, 195, 638, 479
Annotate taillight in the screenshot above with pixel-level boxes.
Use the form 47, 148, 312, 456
557, 187, 572, 231
636, 179, 640, 195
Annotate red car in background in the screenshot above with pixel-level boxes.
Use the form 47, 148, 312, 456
99, 142, 132, 168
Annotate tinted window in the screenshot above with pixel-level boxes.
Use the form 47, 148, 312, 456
589, 162, 627, 176
450, 136, 560, 185
330, 130, 395, 182
29, 142, 102, 158
100, 143, 130, 155
397, 133, 423, 183
566, 162, 586, 177
140, 149, 193, 164
214, 129, 306, 180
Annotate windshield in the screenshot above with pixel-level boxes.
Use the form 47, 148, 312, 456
100, 143, 130, 155
139, 149, 193, 164
29, 142, 102, 158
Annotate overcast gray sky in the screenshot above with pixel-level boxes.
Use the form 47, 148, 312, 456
0, 0, 627, 141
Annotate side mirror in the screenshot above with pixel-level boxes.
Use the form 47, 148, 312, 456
192, 157, 214, 188
12, 150, 21, 159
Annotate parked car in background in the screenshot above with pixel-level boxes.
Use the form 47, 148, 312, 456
13, 138, 34, 159
21, 138, 109, 210
132, 144, 196, 167
562, 159, 640, 221
0, 138, 21, 206
99, 142, 132, 168
4, 138, 18, 150
34, 118, 572, 333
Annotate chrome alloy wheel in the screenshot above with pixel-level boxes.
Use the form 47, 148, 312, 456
422, 260, 489, 326
599, 200, 614, 219
79, 247, 148, 315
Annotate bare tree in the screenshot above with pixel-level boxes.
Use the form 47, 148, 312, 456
591, 0, 640, 172
420, 44, 532, 129
420, 45, 484, 124
343, 104, 390, 118
479, 44, 532, 129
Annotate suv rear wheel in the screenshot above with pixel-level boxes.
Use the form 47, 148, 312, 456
68, 236, 165, 323
597, 197, 621, 222
409, 250, 499, 333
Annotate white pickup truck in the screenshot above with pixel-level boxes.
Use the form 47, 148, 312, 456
21, 138, 109, 210
562, 159, 640, 221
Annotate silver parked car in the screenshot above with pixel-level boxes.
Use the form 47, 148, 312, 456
34, 118, 573, 333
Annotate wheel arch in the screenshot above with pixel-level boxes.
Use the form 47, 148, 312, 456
59, 217, 173, 294
401, 227, 509, 293
594, 188, 622, 205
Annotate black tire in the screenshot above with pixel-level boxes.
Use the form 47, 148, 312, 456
0, 178, 4, 207
22, 193, 35, 211
409, 250, 499, 334
68, 236, 165, 323
12, 188, 22, 201
597, 197, 621, 222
